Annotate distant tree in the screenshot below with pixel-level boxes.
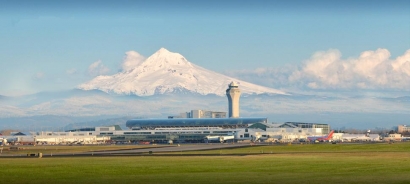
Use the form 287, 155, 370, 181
344, 129, 362, 134
0, 129, 18, 136
369, 129, 385, 135
401, 131, 410, 136
388, 130, 396, 134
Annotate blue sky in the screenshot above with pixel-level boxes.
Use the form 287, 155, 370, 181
0, 0, 409, 96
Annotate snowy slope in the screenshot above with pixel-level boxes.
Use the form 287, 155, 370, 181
78, 48, 287, 96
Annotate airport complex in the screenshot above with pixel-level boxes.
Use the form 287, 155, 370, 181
1, 82, 403, 146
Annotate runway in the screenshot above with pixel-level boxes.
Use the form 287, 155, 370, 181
43, 143, 252, 157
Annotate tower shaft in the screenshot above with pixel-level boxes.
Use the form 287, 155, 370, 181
226, 82, 241, 118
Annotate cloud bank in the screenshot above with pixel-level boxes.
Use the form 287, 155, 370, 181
87, 60, 110, 77
121, 51, 145, 72
85, 51, 145, 78
227, 48, 410, 91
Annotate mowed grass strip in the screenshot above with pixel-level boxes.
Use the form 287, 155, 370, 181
161, 142, 410, 155
1, 143, 410, 184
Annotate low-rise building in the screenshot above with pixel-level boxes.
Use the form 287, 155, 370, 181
169, 110, 227, 119
33, 131, 110, 144
398, 125, 410, 133
384, 133, 402, 141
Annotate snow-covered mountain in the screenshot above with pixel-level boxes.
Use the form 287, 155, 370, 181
78, 48, 287, 96
3, 49, 410, 130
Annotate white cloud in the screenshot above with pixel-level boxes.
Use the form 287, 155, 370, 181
121, 51, 145, 72
88, 60, 110, 77
307, 82, 318, 89
292, 48, 410, 90
226, 48, 410, 91
224, 65, 296, 89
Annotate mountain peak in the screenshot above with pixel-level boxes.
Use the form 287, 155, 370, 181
157, 47, 171, 53
151, 48, 181, 58
78, 48, 287, 96
140, 48, 190, 68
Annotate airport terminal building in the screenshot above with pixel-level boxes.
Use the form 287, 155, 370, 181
2, 82, 332, 145
105, 117, 268, 143
70, 83, 329, 143
83, 119, 328, 143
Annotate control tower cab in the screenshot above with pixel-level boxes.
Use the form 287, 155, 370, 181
226, 81, 241, 118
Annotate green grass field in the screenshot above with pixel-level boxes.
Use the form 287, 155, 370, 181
1, 143, 410, 184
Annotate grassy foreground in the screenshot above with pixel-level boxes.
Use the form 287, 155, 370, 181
1, 143, 410, 184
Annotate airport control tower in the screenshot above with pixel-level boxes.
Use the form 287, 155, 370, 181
226, 81, 241, 118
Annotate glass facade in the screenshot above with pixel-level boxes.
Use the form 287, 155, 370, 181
126, 117, 268, 129
286, 122, 330, 134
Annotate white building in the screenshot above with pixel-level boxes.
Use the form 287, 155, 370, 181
226, 81, 241, 118
383, 133, 402, 141
33, 130, 110, 145
398, 125, 410, 133
190, 110, 227, 118
169, 110, 227, 119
